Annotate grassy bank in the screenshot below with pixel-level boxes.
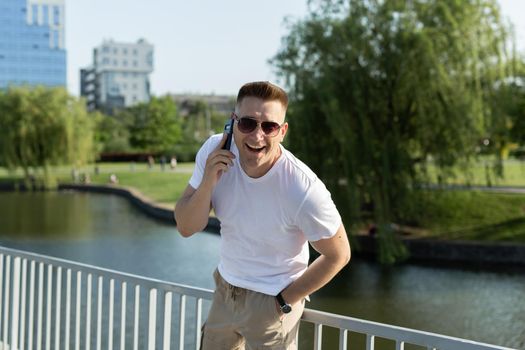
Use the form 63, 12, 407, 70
1, 161, 525, 243
407, 191, 525, 242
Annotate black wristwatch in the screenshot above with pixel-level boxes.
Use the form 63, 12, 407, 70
276, 292, 292, 314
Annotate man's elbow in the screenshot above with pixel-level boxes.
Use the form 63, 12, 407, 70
343, 246, 351, 266
178, 226, 196, 238
174, 219, 201, 238
174, 211, 198, 238
338, 244, 351, 268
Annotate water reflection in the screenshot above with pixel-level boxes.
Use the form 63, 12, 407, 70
0, 192, 523, 349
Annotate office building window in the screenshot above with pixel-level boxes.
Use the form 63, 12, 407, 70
53, 6, 60, 25
53, 31, 59, 49
32, 4, 38, 24
42, 5, 48, 25
122, 60, 127, 67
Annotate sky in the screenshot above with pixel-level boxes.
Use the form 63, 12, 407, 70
66, 0, 525, 98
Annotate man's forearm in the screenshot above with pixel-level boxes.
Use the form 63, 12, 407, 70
281, 226, 351, 305
281, 253, 349, 305
174, 183, 214, 237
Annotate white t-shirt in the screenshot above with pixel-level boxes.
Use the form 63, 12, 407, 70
189, 134, 342, 296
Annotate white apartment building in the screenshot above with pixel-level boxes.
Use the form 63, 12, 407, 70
80, 39, 153, 113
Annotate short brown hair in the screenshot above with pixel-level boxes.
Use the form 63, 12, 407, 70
236, 81, 288, 110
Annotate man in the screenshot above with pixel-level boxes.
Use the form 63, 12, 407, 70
175, 81, 350, 349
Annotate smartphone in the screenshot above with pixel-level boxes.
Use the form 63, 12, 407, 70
222, 118, 234, 150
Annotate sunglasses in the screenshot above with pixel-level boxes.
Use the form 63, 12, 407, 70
232, 113, 284, 137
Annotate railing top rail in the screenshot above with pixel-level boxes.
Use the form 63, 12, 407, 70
0, 245, 515, 350
0, 245, 214, 300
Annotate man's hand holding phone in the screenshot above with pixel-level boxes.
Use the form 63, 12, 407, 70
222, 118, 234, 150
202, 120, 235, 190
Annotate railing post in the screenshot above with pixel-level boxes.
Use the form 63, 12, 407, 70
96, 276, 103, 350
0, 254, 4, 339
339, 329, 348, 350
11, 257, 21, 350
108, 278, 114, 350
133, 285, 140, 350
46, 264, 53, 350
37, 262, 44, 350
120, 282, 127, 350
85, 273, 92, 350
163, 292, 172, 350
55, 266, 62, 350
366, 334, 375, 350
314, 323, 323, 350
148, 288, 157, 350
20, 259, 28, 350
74, 271, 81, 350
65, 269, 71, 350
195, 298, 203, 350
179, 294, 186, 350
28, 260, 36, 350
3, 256, 11, 348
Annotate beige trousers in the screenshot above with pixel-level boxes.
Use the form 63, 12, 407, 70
201, 269, 304, 350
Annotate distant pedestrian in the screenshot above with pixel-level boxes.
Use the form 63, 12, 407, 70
82, 173, 91, 184
109, 174, 118, 184
147, 155, 155, 170
170, 156, 178, 170
71, 168, 79, 183
160, 156, 166, 171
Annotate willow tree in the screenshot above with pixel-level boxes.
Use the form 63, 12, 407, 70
0, 87, 95, 187
272, 0, 511, 263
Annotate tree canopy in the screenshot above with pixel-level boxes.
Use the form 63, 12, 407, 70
272, 0, 516, 263
117, 96, 183, 154
0, 87, 95, 187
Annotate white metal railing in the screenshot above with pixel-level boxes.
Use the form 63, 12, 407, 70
0, 246, 516, 350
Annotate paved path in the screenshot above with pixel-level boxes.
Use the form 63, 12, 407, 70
437, 184, 525, 194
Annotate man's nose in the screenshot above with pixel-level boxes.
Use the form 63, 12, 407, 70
250, 123, 266, 139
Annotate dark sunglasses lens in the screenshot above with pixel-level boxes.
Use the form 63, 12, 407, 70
261, 122, 280, 135
238, 118, 257, 133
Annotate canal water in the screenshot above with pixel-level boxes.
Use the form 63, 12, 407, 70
0, 192, 523, 349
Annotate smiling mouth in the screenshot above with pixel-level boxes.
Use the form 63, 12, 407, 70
246, 144, 265, 153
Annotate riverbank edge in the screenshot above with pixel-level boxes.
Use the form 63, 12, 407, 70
2, 182, 525, 266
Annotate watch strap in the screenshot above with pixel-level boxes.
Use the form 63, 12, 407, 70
276, 292, 287, 307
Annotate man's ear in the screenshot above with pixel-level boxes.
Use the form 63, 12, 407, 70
280, 122, 289, 141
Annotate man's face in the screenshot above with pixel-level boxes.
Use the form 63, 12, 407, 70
233, 96, 288, 178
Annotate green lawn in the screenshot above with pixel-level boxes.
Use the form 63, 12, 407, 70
425, 158, 525, 187
0, 162, 193, 206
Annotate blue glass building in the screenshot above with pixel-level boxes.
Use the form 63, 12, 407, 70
0, 0, 66, 88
